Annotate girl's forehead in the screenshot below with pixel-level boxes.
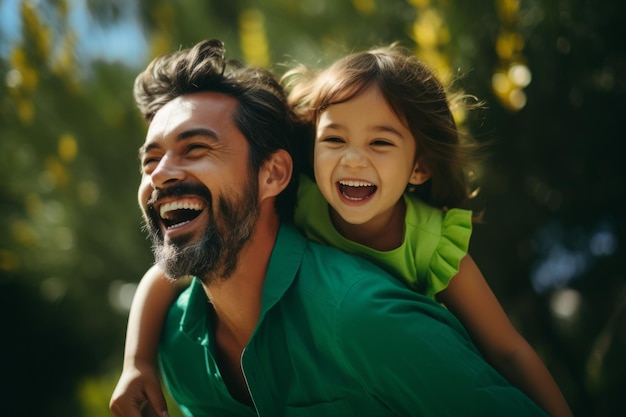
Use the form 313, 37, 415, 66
315, 80, 377, 120
326, 83, 407, 120
316, 85, 412, 135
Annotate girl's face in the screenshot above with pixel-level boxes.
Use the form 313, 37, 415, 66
314, 85, 423, 232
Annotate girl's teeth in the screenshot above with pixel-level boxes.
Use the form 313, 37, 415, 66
339, 180, 373, 187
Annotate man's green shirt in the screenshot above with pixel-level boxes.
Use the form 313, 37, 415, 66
159, 224, 546, 417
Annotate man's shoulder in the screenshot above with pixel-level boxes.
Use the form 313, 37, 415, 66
295, 229, 473, 354
295, 232, 416, 306
279, 222, 394, 279
303, 234, 396, 277
163, 278, 206, 336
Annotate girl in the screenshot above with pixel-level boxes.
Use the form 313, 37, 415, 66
110, 45, 572, 417
287, 45, 572, 417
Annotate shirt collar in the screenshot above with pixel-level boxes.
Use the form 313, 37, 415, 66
258, 224, 307, 320
179, 223, 307, 343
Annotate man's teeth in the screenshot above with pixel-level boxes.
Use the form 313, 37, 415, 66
339, 180, 374, 187
160, 201, 203, 219
170, 220, 191, 228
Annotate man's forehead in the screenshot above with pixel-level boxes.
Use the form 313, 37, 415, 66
145, 92, 237, 141
147, 98, 195, 136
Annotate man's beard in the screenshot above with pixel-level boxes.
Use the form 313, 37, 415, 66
143, 174, 259, 284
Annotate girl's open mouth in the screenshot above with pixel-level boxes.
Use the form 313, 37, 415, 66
337, 180, 377, 201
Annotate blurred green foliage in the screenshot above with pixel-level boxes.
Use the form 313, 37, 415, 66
0, 0, 624, 416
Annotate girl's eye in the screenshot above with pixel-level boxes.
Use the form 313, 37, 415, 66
321, 136, 344, 144
371, 139, 394, 147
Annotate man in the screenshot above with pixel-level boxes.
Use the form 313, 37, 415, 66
114, 39, 547, 416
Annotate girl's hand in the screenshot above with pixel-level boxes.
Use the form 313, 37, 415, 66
110, 361, 169, 417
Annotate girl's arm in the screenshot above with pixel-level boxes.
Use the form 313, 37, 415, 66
436, 255, 573, 417
110, 265, 187, 417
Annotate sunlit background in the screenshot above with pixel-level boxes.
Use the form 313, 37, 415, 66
1, 0, 624, 416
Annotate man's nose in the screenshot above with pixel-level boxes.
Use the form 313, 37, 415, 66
150, 154, 185, 189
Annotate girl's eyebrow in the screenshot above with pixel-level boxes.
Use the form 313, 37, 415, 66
319, 122, 404, 139
138, 128, 219, 158
371, 125, 404, 138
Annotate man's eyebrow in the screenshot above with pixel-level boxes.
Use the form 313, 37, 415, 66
138, 128, 219, 158
178, 127, 219, 141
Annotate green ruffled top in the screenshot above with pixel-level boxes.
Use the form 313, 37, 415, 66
295, 174, 473, 299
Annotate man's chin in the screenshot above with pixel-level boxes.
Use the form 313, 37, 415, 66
152, 231, 219, 281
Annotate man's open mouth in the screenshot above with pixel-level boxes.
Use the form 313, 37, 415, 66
159, 198, 206, 229
337, 180, 377, 201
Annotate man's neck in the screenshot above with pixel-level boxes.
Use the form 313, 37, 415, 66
203, 215, 279, 341
201, 210, 280, 405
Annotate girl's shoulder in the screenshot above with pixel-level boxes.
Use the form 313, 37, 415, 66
404, 194, 472, 236
404, 195, 473, 298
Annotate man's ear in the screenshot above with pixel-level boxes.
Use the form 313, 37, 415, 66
408, 160, 431, 185
258, 149, 293, 201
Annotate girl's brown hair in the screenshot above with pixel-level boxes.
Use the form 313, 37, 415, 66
285, 44, 482, 211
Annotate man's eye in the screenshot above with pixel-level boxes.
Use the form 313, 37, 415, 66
142, 157, 160, 166
187, 144, 211, 154
189, 144, 207, 150
140, 158, 159, 173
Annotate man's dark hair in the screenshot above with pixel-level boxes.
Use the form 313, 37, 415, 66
134, 39, 297, 221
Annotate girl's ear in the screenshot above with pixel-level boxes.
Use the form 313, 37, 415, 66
409, 161, 431, 185
258, 149, 293, 201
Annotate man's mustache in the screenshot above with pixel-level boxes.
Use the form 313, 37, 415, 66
144, 183, 214, 238
147, 182, 213, 210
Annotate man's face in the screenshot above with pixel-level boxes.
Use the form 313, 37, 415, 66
138, 92, 260, 283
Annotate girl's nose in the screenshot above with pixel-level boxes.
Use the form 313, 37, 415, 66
340, 148, 368, 168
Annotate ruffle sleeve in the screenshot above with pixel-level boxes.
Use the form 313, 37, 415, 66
425, 208, 473, 299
